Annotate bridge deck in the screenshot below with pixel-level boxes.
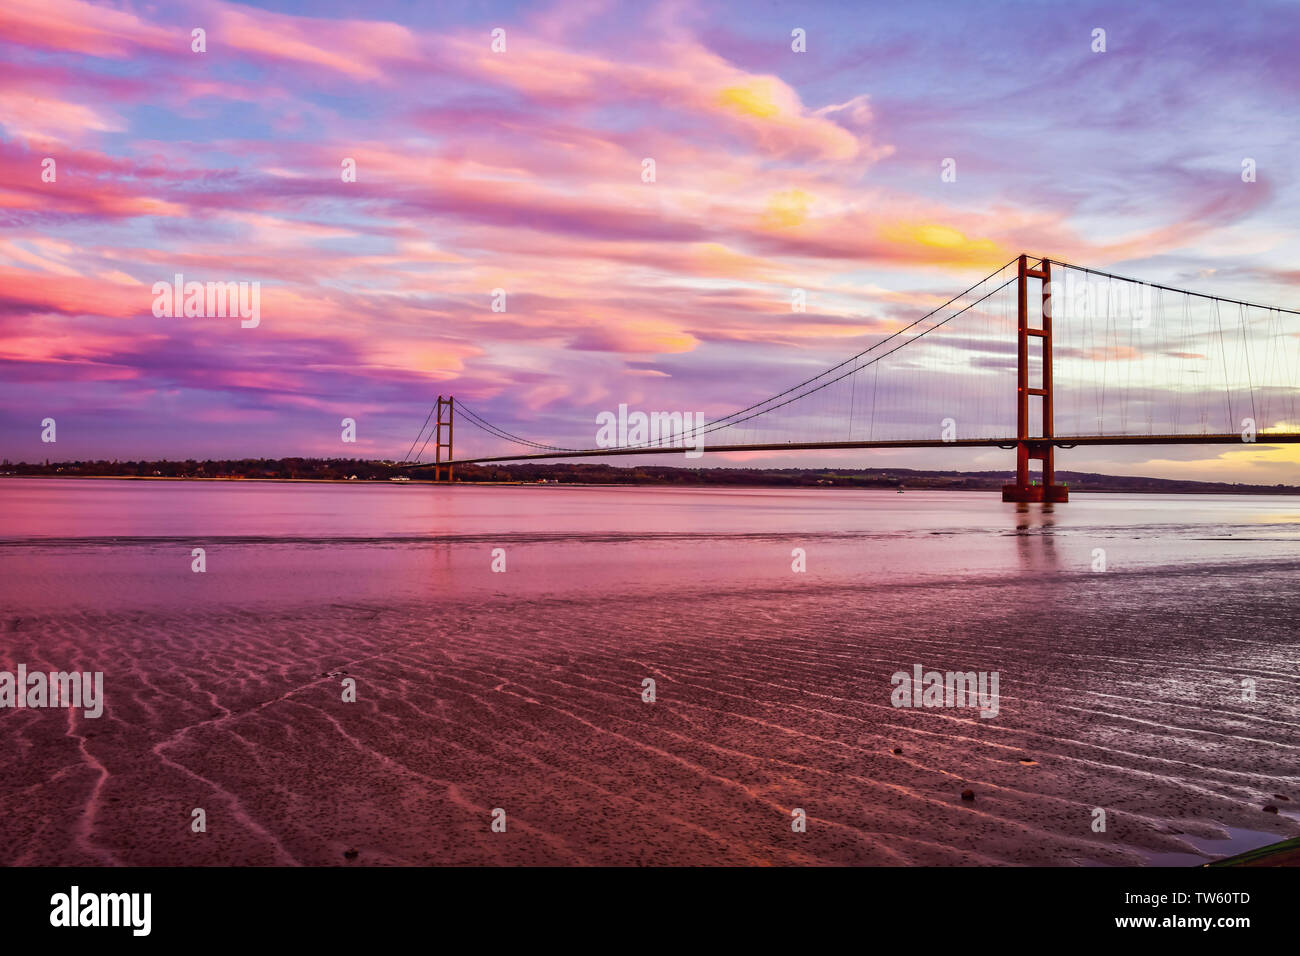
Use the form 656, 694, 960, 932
401, 433, 1300, 468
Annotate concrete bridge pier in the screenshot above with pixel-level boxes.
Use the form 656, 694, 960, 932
1001, 439, 1068, 502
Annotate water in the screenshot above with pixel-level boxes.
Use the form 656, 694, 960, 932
3, 478, 1299, 610
1, 478, 1297, 866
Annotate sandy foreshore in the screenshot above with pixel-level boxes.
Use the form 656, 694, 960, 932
2, 556, 1297, 866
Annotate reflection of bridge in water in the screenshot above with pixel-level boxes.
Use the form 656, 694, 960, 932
402, 256, 1300, 502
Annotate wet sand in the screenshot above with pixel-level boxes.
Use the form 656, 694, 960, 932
2, 555, 1297, 865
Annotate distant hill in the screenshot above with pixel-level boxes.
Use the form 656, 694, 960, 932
3, 457, 1296, 495
441, 461, 1299, 494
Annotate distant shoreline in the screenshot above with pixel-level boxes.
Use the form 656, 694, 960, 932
0, 474, 537, 486
2, 470, 1297, 496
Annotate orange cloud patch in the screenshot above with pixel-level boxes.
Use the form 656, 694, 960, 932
878, 222, 1010, 267
569, 316, 699, 354
718, 80, 783, 119
364, 340, 482, 377
760, 190, 816, 230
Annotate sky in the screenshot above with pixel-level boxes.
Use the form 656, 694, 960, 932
2, 0, 1299, 482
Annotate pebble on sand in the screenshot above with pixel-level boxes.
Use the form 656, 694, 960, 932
892, 747, 903, 755
1262, 805, 1279, 814
344, 848, 359, 859
961, 789, 975, 802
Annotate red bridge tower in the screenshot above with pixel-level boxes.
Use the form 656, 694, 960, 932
1002, 255, 1068, 502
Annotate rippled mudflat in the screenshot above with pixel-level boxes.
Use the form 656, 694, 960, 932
1, 479, 1297, 865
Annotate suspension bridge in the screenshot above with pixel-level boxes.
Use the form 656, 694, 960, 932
399, 255, 1300, 502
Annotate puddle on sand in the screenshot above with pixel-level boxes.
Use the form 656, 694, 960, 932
1137, 826, 1288, 867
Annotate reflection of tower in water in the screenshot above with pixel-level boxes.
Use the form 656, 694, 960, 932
1012, 503, 1061, 572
